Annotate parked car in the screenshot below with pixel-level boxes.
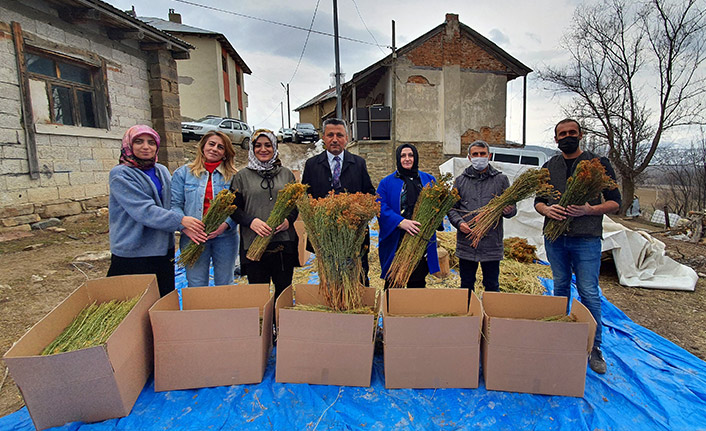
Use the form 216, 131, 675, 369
182, 116, 252, 149
293, 123, 319, 144
276, 127, 295, 143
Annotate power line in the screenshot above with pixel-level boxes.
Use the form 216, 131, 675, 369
172, 0, 390, 48
252, 101, 283, 128
288, 0, 322, 85
350, 0, 387, 55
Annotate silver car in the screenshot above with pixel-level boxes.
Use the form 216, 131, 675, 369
182, 116, 252, 149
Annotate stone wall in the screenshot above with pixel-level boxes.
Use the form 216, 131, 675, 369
0, 2, 182, 231
349, 140, 450, 187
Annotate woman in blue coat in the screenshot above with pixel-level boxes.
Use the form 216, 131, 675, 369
107, 125, 206, 297
377, 144, 440, 288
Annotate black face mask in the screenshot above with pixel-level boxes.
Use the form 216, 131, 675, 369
558, 136, 580, 154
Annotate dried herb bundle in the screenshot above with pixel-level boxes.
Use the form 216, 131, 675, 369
290, 304, 376, 314
466, 168, 558, 247
386, 174, 460, 288
177, 189, 237, 267
246, 182, 308, 261
540, 314, 578, 322
42, 296, 139, 355
544, 158, 618, 241
503, 237, 538, 263
297, 192, 379, 311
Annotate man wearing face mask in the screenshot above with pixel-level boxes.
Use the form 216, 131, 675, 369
534, 118, 621, 375
448, 140, 516, 296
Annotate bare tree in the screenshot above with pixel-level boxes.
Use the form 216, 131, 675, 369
654, 136, 706, 215
539, 0, 706, 214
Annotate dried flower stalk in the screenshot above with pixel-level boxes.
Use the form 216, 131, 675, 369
544, 158, 618, 241
466, 168, 559, 247
177, 189, 237, 267
247, 182, 308, 261
297, 192, 379, 311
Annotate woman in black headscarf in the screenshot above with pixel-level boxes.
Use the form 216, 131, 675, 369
376, 144, 440, 288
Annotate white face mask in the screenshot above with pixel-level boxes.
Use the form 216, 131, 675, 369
470, 156, 489, 171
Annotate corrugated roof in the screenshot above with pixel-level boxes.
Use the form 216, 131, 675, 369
141, 16, 251, 74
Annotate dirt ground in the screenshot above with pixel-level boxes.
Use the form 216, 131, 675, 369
1, 147, 705, 417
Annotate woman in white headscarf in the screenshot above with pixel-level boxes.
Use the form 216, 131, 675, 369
230, 129, 299, 300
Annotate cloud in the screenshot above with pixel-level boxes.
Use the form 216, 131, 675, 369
488, 29, 509, 46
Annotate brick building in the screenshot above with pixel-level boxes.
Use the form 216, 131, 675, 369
0, 0, 192, 230
299, 13, 531, 183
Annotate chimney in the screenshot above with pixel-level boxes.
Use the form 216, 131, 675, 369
168, 8, 182, 24
125, 5, 136, 17
445, 13, 459, 39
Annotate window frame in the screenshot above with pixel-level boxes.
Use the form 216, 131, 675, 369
25, 48, 107, 129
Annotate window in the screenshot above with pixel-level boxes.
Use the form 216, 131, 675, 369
222, 55, 227, 73
225, 100, 231, 117
25, 51, 102, 128
220, 120, 233, 130
232, 122, 242, 130
235, 71, 241, 86
520, 155, 540, 166
493, 153, 520, 164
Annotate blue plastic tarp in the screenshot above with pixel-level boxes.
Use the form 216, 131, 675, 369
3, 222, 706, 431
3, 276, 706, 431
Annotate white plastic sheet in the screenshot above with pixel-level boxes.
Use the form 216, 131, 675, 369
440, 157, 698, 291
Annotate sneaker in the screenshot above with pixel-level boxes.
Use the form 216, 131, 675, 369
589, 346, 607, 374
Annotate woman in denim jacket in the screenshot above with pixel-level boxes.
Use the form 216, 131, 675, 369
171, 131, 239, 287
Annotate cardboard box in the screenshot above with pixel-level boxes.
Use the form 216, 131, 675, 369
382, 288, 482, 389
3, 275, 159, 430
275, 284, 378, 387
293, 220, 310, 266
481, 292, 597, 397
149, 284, 273, 391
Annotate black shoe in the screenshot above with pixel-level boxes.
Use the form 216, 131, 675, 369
589, 346, 607, 374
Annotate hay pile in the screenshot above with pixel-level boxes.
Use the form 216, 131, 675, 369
233, 224, 552, 296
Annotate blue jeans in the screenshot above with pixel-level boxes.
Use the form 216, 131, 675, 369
545, 236, 603, 347
180, 232, 238, 287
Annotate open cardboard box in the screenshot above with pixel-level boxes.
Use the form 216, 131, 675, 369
3, 275, 159, 430
275, 284, 378, 387
149, 284, 273, 391
481, 291, 597, 397
382, 288, 482, 389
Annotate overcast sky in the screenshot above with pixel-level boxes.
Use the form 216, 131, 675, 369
108, 0, 696, 148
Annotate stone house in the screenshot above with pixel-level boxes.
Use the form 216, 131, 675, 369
0, 0, 192, 232
299, 13, 531, 183
141, 10, 251, 123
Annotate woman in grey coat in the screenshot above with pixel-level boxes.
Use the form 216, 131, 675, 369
448, 140, 516, 293
230, 129, 298, 300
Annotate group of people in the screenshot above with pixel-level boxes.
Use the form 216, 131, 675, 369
108, 117, 620, 375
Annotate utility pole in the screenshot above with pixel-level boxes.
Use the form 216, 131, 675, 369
333, 0, 342, 119
280, 101, 284, 129
281, 82, 291, 128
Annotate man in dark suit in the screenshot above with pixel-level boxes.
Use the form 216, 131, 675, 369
301, 118, 375, 284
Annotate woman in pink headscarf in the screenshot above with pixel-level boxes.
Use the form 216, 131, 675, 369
107, 125, 206, 296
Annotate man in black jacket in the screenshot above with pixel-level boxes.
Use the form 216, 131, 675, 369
301, 118, 375, 284
534, 118, 621, 375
